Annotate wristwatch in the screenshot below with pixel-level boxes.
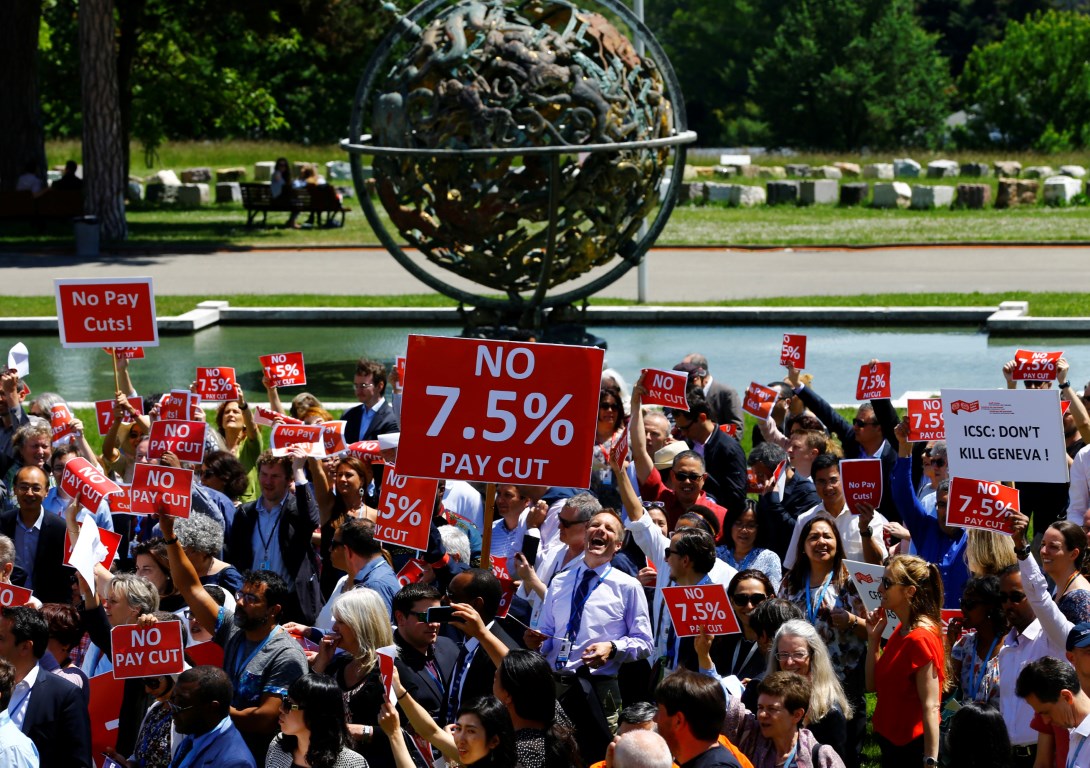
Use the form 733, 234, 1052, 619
1060, 381, 1072, 390
1015, 543, 1032, 560
923, 758, 938, 766
860, 526, 873, 538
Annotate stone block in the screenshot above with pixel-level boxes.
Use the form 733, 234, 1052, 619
812, 165, 843, 180
144, 183, 180, 204
216, 167, 247, 182
216, 182, 242, 204
149, 169, 181, 186
1060, 165, 1087, 179
955, 184, 991, 209
176, 183, 210, 207
686, 182, 707, 202
719, 154, 752, 166
326, 160, 352, 181
180, 167, 212, 183
785, 164, 811, 178
893, 158, 921, 178
682, 164, 699, 181
705, 182, 732, 202
910, 184, 955, 209
694, 166, 717, 179
1023, 166, 1054, 179
766, 180, 800, 206
799, 180, 838, 205
712, 166, 739, 180
994, 161, 1022, 178
730, 185, 766, 207
253, 161, 275, 182
127, 181, 143, 202
839, 182, 869, 206
1043, 176, 1082, 206
759, 166, 787, 179
996, 179, 1039, 208
926, 159, 959, 178
872, 182, 912, 209
733, 164, 761, 179
863, 163, 894, 180
959, 162, 990, 178
834, 162, 862, 177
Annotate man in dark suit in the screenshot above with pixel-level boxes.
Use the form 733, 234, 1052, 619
393, 583, 459, 722
0, 466, 72, 605
442, 569, 520, 724
342, 358, 400, 443
0, 606, 91, 767
677, 354, 743, 430
168, 666, 257, 768
668, 389, 747, 519
227, 452, 322, 624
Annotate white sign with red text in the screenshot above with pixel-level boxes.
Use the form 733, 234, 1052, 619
260, 352, 307, 388
845, 560, 898, 640
907, 399, 945, 442
840, 458, 883, 513
947, 477, 1019, 535
54, 277, 159, 348
640, 368, 690, 410
1012, 349, 1063, 382
780, 334, 807, 368
856, 362, 891, 400
131, 464, 192, 518
111, 622, 185, 679
375, 466, 436, 551
195, 367, 238, 402
148, 420, 207, 464
662, 584, 740, 637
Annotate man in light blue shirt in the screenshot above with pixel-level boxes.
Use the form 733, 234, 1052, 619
343, 518, 401, 612
0, 657, 39, 767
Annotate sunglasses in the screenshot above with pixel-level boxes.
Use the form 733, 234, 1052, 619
642, 501, 666, 509
664, 547, 681, 559
599, 402, 619, 411
731, 593, 768, 607
280, 699, 303, 713
931, 459, 946, 469
880, 576, 906, 589
999, 591, 1026, 604
853, 419, 879, 428
558, 516, 585, 528
673, 471, 702, 482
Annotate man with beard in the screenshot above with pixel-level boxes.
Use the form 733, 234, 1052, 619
159, 513, 307, 761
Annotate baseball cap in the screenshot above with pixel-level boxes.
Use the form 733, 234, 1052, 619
1068, 622, 1090, 651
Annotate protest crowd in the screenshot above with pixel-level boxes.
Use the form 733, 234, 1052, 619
2, 335, 1090, 768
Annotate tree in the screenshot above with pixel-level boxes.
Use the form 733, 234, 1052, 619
960, 9, 1090, 149
751, 0, 952, 149
915, 0, 1048, 76
0, 1, 46, 191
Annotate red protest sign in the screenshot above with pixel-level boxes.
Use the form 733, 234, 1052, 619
780, 334, 807, 368
64, 527, 122, 569
907, 399, 946, 442
719, 423, 738, 438
610, 427, 630, 466
51, 403, 75, 445
640, 368, 690, 410
397, 335, 604, 487
491, 556, 512, 580
742, 382, 779, 420
1063, 400, 1073, 416
89, 673, 125, 766
0, 583, 33, 607
270, 423, 325, 457
840, 458, 883, 513
260, 352, 307, 388
131, 464, 192, 518
662, 584, 740, 637
159, 390, 198, 421
395, 355, 407, 395
54, 277, 158, 348
148, 420, 207, 464
347, 441, 386, 465
1012, 349, 1063, 381
60, 457, 123, 512
110, 622, 185, 679
856, 362, 891, 400
103, 347, 145, 360
378, 650, 395, 703
375, 465, 437, 551
948, 477, 1019, 535
195, 367, 238, 401
941, 609, 965, 643
496, 576, 518, 619
396, 559, 428, 587
321, 421, 347, 455
253, 406, 302, 427
108, 485, 132, 514
95, 397, 144, 436
187, 640, 225, 669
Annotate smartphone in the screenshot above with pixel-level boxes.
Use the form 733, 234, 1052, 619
427, 605, 455, 624
521, 534, 540, 565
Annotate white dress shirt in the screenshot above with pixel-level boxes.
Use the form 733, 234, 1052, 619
784, 502, 888, 571
998, 619, 1066, 747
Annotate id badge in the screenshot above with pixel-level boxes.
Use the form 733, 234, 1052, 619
555, 638, 572, 669
529, 599, 543, 629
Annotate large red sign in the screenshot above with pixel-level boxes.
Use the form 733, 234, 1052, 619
51, 403, 76, 445
108, 485, 132, 514
54, 277, 158, 348
110, 622, 185, 679
195, 367, 238, 401
1012, 349, 1063, 381
375, 465, 437, 551
0, 583, 33, 607
856, 362, 891, 400
948, 477, 1019, 535
640, 368, 690, 410
131, 464, 192, 518
60, 457, 123, 512
397, 336, 603, 486
742, 381, 778, 420
260, 352, 307, 388
662, 584, 741, 637
780, 334, 807, 368
270, 424, 325, 456
64, 527, 123, 569
159, 390, 198, 421
95, 397, 144, 436
148, 420, 206, 464
840, 458, 883, 513
907, 398, 945, 442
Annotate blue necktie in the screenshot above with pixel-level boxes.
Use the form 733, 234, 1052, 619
169, 737, 194, 768
567, 569, 598, 641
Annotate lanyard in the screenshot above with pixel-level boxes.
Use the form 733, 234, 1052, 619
255, 507, 282, 565
230, 625, 279, 681
781, 736, 799, 768
806, 572, 833, 626
731, 637, 759, 676
566, 566, 611, 641
1069, 735, 1089, 768
968, 634, 999, 702
1056, 571, 1081, 602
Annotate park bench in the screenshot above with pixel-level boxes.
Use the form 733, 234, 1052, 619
239, 182, 350, 228
0, 189, 83, 225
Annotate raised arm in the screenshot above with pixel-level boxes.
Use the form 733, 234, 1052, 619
159, 513, 220, 637
629, 375, 654, 484
389, 666, 459, 763
263, 375, 286, 416
1058, 359, 1090, 444
306, 455, 337, 525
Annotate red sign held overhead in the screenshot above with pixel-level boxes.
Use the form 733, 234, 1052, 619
108, 485, 132, 514
375, 465, 437, 552
0, 583, 33, 607
780, 334, 807, 368
321, 421, 348, 456
103, 347, 145, 360
610, 427, 630, 466
270, 424, 325, 457
395, 355, 407, 395
260, 352, 307, 388
131, 464, 192, 518
840, 458, 883, 513
496, 576, 518, 619
856, 362, 891, 400
1012, 349, 1063, 381
347, 441, 386, 465
195, 367, 238, 402
640, 368, 690, 410
947, 477, 1019, 535
148, 420, 207, 464
397, 335, 604, 487
54, 277, 159, 349
110, 622, 185, 679
60, 457, 123, 513
95, 397, 144, 436
662, 584, 741, 637
742, 382, 779, 420
159, 390, 198, 422
64, 527, 123, 569
907, 399, 946, 442
51, 403, 76, 445
253, 406, 302, 427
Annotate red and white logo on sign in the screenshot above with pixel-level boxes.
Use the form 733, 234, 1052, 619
662, 584, 741, 638
907, 399, 945, 442
375, 466, 437, 551
51, 404, 76, 445
110, 622, 185, 679
856, 362, 891, 400
780, 334, 807, 368
148, 420, 207, 465
742, 382, 779, 420
950, 399, 979, 414
131, 464, 192, 518
1013, 349, 1063, 381
60, 457, 123, 512
840, 458, 883, 513
640, 368, 690, 410
54, 277, 159, 349
397, 336, 604, 487
948, 477, 1019, 535
260, 352, 307, 388
270, 424, 325, 457
195, 367, 237, 401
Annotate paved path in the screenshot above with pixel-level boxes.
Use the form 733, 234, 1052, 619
1, 245, 1084, 302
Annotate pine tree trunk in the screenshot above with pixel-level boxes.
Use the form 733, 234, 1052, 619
0, 1, 46, 192
80, 0, 128, 240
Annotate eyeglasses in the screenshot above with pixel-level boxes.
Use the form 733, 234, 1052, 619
169, 700, 196, 713
960, 597, 980, 611
14, 484, 44, 493
642, 501, 666, 509
673, 471, 702, 482
773, 651, 809, 663
733, 520, 758, 531
201, 469, 216, 479
931, 459, 946, 469
852, 419, 879, 428
664, 547, 680, 559
880, 576, 907, 589
235, 591, 263, 605
999, 591, 1026, 604
599, 402, 619, 411
354, 382, 375, 390
558, 516, 585, 528
731, 593, 768, 607
280, 699, 302, 713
